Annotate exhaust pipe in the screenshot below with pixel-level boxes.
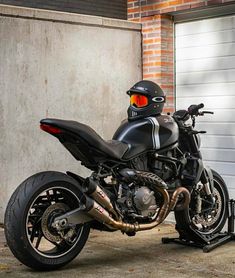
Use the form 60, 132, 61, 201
83, 177, 119, 219
56, 171, 190, 233
170, 187, 191, 211
85, 186, 190, 232
85, 186, 170, 232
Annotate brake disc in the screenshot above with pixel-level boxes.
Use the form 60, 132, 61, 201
41, 203, 69, 243
192, 187, 222, 227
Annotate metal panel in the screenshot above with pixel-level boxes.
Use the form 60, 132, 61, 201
204, 161, 235, 176
0, 0, 127, 19
201, 135, 235, 148
177, 56, 235, 73
201, 148, 235, 163
175, 29, 235, 48
176, 96, 235, 109
176, 70, 235, 85
175, 14, 235, 196
176, 15, 235, 35
173, 4, 235, 23
176, 83, 235, 97
176, 43, 235, 60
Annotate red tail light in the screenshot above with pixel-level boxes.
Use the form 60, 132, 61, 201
40, 124, 62, 134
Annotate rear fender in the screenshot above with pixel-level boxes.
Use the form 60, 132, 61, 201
66, 171, 85, 185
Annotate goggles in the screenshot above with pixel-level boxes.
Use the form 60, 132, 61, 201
130, 94, 148, 108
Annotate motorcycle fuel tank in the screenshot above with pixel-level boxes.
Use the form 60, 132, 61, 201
113, 115, 179, 160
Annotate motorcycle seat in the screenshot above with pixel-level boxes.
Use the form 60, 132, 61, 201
40, 118, 129, 160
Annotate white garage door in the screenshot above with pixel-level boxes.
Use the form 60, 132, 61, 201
175, 15, 235, 198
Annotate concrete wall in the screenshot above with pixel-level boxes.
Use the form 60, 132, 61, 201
0, 5, 142, 222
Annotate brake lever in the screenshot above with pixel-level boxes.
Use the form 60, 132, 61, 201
189, 130, 207, 135
200, 111, 214, 115
202, 111, 214, 114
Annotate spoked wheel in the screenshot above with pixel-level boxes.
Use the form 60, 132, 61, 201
5, 172, 90, 270
175, 170, 229, 237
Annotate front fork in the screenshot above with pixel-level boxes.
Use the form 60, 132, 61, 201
195, 165, 215, 214
186, 130, 215, 207
201, 166, 214, 196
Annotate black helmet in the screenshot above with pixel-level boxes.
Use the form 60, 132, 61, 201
127, 80, 165, 121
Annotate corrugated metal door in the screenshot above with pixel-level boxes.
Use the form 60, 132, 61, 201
175, 15, 235, 198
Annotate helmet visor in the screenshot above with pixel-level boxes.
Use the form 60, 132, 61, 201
130, 94, 148, 108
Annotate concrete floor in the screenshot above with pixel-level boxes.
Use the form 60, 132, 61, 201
0, 224, 235, 278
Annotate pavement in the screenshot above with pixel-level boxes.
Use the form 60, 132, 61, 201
0, 224, 235, 278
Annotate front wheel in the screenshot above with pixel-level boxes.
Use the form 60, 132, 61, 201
4, 171, 90, 270
175, 170, 229, 238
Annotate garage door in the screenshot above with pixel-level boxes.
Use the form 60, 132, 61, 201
175, 15, 235, 198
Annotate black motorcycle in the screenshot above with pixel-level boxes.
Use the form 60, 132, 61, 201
4, 93, 229, 270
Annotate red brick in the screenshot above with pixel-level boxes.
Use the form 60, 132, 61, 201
128, 7, 140, 13
139, 15, 155, 22
160, 7, 176, 13
143, 73, 162, 78
130, 18, 141, 22
142, 27, 154, 33
169, 0, 183, 5
143, 50, 154, 55
149, 56, 162, 61
190, 2, 206, 8
148, 67, 162, 72
140, 4, 155, 11
154, 2, 170, 9
145, 10, 160, 16
176, 4, 191, 10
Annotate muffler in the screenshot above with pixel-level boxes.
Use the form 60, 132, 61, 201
83, 177, 118, 219
85, 186, 170, 232
54, 170, 190, 233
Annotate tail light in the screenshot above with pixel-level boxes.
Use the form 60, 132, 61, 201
40, 124, 62, 134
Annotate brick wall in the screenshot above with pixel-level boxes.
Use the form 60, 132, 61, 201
128, 0, 235, 112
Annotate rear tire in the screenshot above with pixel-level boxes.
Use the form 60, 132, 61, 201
175, 170, 229, 237
4, 171, 90, 270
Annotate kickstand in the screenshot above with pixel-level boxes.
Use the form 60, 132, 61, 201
162, 199, 235, 253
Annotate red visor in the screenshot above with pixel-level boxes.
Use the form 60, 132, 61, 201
130, 94, 148, 108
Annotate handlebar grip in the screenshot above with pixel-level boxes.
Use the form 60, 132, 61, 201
188, 103, 204, 115
197, 103, 204, 110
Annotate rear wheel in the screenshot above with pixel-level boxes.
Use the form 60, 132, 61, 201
175, 170, 229, 237
4, 171, 90, 270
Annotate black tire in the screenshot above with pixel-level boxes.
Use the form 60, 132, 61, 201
175, 170, 229, 237
4, 171, 90, 271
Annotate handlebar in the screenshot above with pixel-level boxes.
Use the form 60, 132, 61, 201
173, 103, 214, 123
188, 103, 204, 116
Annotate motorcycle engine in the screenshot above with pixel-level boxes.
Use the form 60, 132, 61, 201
134, 186, 158, 217
117, 183, 158, 219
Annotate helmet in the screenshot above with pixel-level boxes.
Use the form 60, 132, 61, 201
127, 80, 165, 121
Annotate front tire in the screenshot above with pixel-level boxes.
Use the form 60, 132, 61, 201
175, 170, 229, 238
4, 171, 90, 270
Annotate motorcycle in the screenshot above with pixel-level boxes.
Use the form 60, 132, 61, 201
4, 102, 229, 270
